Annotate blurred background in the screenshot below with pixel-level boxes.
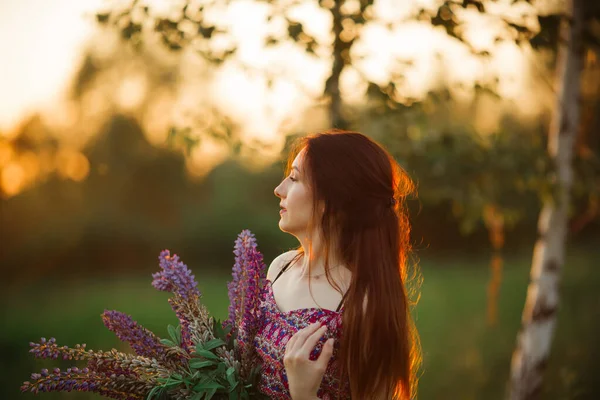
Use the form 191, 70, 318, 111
1, 0, 599, 399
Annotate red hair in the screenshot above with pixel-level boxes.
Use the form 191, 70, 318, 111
284, 129, 421, 399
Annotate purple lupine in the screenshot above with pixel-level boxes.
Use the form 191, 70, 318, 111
25, 338, 176, 398
21, 366, 150, 399
225, 230, 267, 330
237, 245, 267, 378
29, 337, 87, 361
167, 296, 194, 352
101, 310, 168, 361
152, 250, 201, 300
87, 357, 138, 380
22, 239, 268, 398
224, 230, 267, 379
152, 249, 204, 353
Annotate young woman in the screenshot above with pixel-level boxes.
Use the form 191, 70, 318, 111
252, 130, 421, 400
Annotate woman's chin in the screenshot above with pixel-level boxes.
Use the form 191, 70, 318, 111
278, 220, 294, 234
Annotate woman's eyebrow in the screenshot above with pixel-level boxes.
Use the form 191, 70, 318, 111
292, 166, 300, 172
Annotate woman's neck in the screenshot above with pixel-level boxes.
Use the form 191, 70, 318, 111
297, 235, 346, 279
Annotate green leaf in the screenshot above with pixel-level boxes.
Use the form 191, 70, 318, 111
155, 373, 184, 392
189, 359, 216, 369
215, 362, 226, 375
226, 366, 238, 390
229, 391, 239, 400
146, 386, 161, 400
213, 319, 226, 339
194, 381, 225, 391
160, 339, 176, 347
196, 349, 219, 360
204, 338, 226, 351
215, 318, 233, 340
175, 325, 182, 344
206, 387, 218, 400
228, 381, 239, 392
162, 381, 182, 390
168, 325, 179, 345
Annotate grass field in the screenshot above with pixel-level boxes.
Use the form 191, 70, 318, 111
3, 246, 598, 400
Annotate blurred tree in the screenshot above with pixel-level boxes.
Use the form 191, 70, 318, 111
92, 0, 562, 222
508, 1, 595, 399
93, 0, 594, 235
95, 0, 372, 129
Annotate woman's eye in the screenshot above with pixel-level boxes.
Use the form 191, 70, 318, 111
289, 176, 297, 182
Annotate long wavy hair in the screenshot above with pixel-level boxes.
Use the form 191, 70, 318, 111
284, 129, 421, 399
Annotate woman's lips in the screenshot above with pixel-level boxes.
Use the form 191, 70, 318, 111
279, 209, 287, 215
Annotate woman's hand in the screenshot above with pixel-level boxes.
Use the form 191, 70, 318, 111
283, 322, 334, 400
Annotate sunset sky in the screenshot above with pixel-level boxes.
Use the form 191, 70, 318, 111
0, 0, 559, 198
0, 0, 549, 137
0, 0, 105, 131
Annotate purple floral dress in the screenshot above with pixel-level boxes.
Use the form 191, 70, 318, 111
252, 261, 351, 399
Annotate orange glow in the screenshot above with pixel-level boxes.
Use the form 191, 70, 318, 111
0, 0, 105, 131
185, 137, 230, 180
0, 0, 551, 175
116, 75, 148, 111
56, 149, 90, 182
0, 141, 14, 166
20, 151, 41, 180
1, 162, 26, 197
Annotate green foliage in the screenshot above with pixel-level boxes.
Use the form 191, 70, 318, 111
167, 324, 182, 347
148, 318, 267, 400
356, 93, 600, 235
96, 1, 235, 62
384, 128, 551, 233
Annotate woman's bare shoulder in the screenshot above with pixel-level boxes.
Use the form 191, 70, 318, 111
266, 249, 300, 281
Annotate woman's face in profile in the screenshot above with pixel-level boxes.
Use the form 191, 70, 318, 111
274, 148, 314, 236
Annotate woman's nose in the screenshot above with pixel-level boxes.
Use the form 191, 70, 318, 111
274, 184, 282, 198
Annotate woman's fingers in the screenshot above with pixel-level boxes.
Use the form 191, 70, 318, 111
286, 322, 323, 355
300, 324, 328, 356
295, 322, 323, 347
285, 332, 298, 353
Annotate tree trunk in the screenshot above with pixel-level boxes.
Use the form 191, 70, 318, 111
507, 0, 584, 399
483, 205, 504, 327
325, 0, 347, 129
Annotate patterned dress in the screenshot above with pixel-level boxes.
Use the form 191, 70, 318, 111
253, 260, 352, 399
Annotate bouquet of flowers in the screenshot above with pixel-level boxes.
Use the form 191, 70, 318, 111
21, 229, 270, 400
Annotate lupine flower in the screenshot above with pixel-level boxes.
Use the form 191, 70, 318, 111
224, 229, 267, 379
151, 249, 217, 354
101, 310, 177, 363
225, 230, 267, 330
24, 339, 175, 398
28, 339, 175, 376
152, 250, 201, 300
22, 232, 269, 400
152, 249, 212, 353
21, 366, 152, 399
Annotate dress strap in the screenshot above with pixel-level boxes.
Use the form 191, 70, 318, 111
273, 258, 348, 312
272, 259, 293, 284
336, 290, 348, 312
